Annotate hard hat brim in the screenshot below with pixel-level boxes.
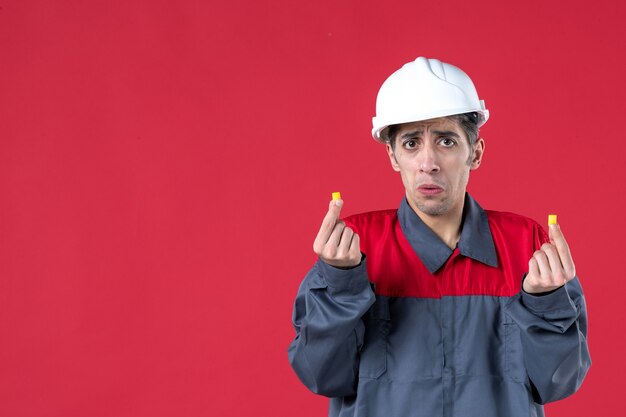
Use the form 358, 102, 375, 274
372, 108, 489, 143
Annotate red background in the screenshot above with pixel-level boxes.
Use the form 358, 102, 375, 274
1, 0, 623, 416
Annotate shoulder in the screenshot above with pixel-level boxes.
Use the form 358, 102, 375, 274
342, 209, 397, 234
484, 209, 548, 244
485, 209, 539, 229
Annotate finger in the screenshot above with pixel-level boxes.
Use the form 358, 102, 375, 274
524, 257, 541, 291
325, 220, 346, 250
337, 227, 354, 256
528, 257, 540, 279
541, 243, 564, 281
348, 233, 361, 266
533, 250, 552, 282
315, 199, 344, 245
549, 223, 576, 279
349, 232, 360, 254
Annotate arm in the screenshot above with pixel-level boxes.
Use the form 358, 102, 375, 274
506, 221, 591, 404
288, 196, 373, 397
506, 276, 591, 404
287, 259, 375, 397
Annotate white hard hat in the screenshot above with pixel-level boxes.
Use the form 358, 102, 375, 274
372, 57, 489, 142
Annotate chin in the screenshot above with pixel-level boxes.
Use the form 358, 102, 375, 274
413, 199, 450, 217
418, 206, 448, 216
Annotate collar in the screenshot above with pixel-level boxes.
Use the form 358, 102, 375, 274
397, 193, 498, 273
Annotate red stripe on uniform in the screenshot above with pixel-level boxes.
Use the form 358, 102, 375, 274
344, 210, 548, 298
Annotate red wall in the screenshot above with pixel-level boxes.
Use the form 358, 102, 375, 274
1, 0, 623, 416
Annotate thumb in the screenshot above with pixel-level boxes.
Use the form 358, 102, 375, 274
548, 215, 559, 243
328, 197, 344, 218
548, 222, 562, 244
315, 197, 344, 245
321, 197, 344, 228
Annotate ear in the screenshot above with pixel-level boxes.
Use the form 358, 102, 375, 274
470, 137, 485, 170
386, 143, 401, 172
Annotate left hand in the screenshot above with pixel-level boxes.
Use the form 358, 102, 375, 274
523, 223, 577, 294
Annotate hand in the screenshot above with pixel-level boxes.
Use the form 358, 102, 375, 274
523, 223, 576, 294
313, 199, 361, 268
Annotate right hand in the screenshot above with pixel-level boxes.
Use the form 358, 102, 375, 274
313, 199, 361, 268
523, 223, 576, 294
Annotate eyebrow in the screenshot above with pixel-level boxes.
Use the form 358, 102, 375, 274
399, 130, 461, 139
400, 130, 422, 139
433, 130, 461, 138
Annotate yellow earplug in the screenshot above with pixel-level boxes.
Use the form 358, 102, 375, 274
548, 214, 557, 225
332, 192, 341, 201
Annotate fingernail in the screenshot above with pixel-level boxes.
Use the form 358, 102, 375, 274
335, 199, 343, 207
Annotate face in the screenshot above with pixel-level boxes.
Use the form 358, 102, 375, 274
386, 117, 485, 219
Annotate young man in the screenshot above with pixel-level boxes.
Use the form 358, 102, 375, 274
288, 57, 590, 417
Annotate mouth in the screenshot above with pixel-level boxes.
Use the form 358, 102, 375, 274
417, 184, 444, 196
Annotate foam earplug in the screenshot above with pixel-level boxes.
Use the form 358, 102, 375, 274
548, 214, 557, 225
332, 192, 341, 201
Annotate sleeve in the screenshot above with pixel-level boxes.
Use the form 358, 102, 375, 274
287, 258, 376, 397
505, 222, 591, 404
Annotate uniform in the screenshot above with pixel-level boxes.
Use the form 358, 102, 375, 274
288, 193, 590, 417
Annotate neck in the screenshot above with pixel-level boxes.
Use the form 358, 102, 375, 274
408, 197, 465, 250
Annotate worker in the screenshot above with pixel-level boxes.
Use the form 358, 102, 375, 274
287, 57, 591, 417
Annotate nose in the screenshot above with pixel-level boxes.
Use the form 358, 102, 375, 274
418, 142, 440, 174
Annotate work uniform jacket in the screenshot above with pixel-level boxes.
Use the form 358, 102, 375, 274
288, 194, 590, 417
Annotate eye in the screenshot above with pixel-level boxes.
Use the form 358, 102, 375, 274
402, 139, 418, 150
439, 137, 456, 147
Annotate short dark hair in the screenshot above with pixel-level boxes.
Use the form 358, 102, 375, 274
386, 112, 483, 153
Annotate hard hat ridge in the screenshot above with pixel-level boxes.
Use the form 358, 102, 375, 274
422, 57, 445, 80
372, 56, 489, 142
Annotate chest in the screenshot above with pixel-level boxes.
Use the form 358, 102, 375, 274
360, 221, 532, 298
